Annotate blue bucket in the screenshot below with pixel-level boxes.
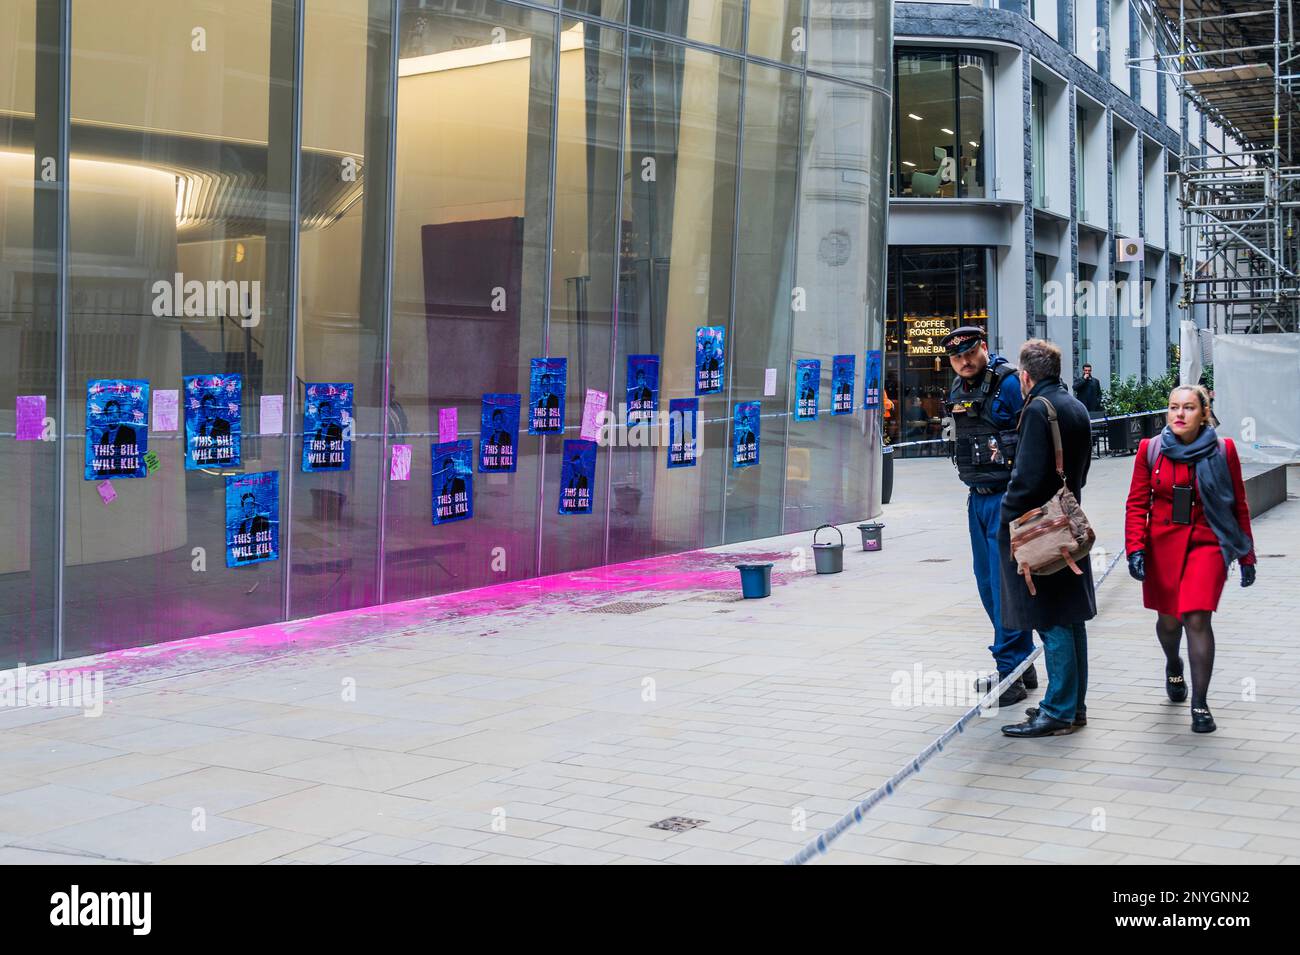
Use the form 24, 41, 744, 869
736, 563, 773, 599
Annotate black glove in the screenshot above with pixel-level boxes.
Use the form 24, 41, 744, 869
1241, 563, 1256, 588
1127, 551, 1146, 581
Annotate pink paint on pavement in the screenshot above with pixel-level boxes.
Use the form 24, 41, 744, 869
24, 547, 808, 691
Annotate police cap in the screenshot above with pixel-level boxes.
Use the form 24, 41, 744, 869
940, 326, 986, 356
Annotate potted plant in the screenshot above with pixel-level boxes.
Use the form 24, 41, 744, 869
1102, 374, 1143, 453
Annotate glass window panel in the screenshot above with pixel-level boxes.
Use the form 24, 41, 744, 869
808, 0, 890, 88
725, 62, 801, 543
956, 53, 987, 198
65, 0, 295, 656
896, 52, 957, 198
610, 37, 741, 564
386, 0, 555, 602
290, 0, 394, 617
0, 0, 58, 665
563, 0, 625, 21
786, 78, 888, 524
748, 0, 806, 66
628, 0, 744, 52
538, 19, 624, 576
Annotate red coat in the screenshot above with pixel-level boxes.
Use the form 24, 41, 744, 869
1124, 437, 1256, 616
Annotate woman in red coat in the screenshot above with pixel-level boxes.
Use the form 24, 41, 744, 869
1124, 385, 1257, 733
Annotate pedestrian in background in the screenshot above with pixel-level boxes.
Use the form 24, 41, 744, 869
998, 339, 1096, 738
1124, 384, 1256, 734
1073, 363, 1104, 418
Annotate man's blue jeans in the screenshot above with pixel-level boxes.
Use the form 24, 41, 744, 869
967, 490, 1033, 675
1037, 622, 1088, 723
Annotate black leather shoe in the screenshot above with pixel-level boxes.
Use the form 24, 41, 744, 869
1166, 659, 1188, 704
997, 679, 1028, 707
1026, 705, 1085, 727
1191, 707, 1217, 734
1022, 663, 1039, 690
1002, 710, 1074, 738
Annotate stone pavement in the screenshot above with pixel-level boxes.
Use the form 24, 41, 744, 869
2, 452, 1298, 865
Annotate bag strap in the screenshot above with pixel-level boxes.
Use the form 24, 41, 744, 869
1029, 396, 1065, 479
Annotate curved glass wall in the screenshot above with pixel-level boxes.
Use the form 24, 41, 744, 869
0, 0, 891, 665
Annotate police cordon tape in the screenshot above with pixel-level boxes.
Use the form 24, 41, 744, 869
785, 546, 1127, 866
889, 408, 1169, 450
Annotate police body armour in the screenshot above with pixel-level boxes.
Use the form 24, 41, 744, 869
949, 363, 1018, 489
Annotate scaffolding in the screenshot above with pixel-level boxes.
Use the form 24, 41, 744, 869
1140, 0, 1300, 334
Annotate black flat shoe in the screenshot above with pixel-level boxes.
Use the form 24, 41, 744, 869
1166, 660, 1187, 703
1001, 710, 1074, 738
1022, 663, 1039, 690
1191, 707, 1217, 734
1026, 705, 1086, 727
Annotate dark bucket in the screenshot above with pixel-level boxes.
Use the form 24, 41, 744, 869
857, 521, 885, 551
736, 563, 773, 599
812, 524, 845, 574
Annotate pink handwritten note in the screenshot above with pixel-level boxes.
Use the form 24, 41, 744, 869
580, 389, 607, 441
153, 389, 179, 432
16, 395, 45, 441
390, 444, 412, 481
438, 407, 458, 444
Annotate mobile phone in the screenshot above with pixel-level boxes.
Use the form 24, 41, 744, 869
1172, 484, 1193, 525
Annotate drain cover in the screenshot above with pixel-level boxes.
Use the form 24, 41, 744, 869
650, 816, 707, 832
685, 591, 746, 603
920, 558, 951, 563
584, 601, 667, 614
1257, 554, 1286, 558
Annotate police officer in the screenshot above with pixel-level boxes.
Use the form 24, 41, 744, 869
941, 326, 1037, 705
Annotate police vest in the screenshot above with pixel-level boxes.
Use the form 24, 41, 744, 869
949, 363, 1019, 489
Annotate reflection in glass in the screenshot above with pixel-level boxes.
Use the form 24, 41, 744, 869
0, 0, 58, 664
386, 0, 554, 602
808, 0, 891, 89
291, 0, 393, 616
629, 0, 744, 51
787, 78, 888, 524
64, 0, 295, 655
749, 0, 806, 65
726, 63, 801, 543
610, 37, 741, 563
539, 20, 624, 575
956, 54, 987, 198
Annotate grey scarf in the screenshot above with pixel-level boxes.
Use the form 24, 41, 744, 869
1157, 425, 1253, 567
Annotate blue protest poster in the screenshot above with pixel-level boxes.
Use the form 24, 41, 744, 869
528, 357, 566, 435
558, 438, 596, 515
184, 373, 241, 470
732, 401, 760, 468
667, 397, 698, 469
302, 382, 352, 472
479, 393, 520, 473
432, 438, 473, 525
831, 354, 856, 416
694, 326, 725, 396
626, 354, 660, 425
864, 349, 883, 410
225, 470, 279, 567
794, 359, 820, 421
85, 379, 149, 480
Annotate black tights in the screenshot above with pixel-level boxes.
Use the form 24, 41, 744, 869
1156, 612, 1216, 710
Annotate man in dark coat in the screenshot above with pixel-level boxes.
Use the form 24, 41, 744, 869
999, 339, 1096, 738
1073, 363, 1104, 416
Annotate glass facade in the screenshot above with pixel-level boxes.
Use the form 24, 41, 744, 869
0, 0, 891, 666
